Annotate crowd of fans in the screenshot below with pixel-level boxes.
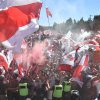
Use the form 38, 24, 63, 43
0, 31, 99, 100
0, 63, 99, 100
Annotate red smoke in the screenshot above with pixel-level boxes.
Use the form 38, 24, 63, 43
14, 41, 48, 70
29, 41, 47, 65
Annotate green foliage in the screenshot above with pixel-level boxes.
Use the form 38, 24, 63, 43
52, 15, 100, 33
93, 15, 100, 31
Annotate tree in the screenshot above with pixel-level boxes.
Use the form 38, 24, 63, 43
93, 15, 100, 31
66, 18, 73, 26
53, 22, 57, 29
73, 19, 77, 24
85, 16, 93, 31
77, 17, 85, 31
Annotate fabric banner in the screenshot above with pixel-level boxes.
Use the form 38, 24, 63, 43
0, 0, 42, 52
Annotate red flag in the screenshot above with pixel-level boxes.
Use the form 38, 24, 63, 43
95, 46, 100, 51
71, 54, 89, 87
18, 63, 23, 76
46, 7, 52, 17
57, 64, 72, 71
73, 54, 89, 78
0, 0, 42, 52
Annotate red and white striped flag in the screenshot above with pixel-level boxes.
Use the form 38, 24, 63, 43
0, 0, 42, 52
71, 54, 89, 87
73, 54, 89, 78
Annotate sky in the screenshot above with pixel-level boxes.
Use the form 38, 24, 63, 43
39, 0, 100, 26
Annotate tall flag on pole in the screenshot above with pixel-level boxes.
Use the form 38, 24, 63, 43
46, 7, 52, 17
0, 0, 42, 52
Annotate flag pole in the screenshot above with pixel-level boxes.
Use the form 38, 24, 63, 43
47, 16, 50, 26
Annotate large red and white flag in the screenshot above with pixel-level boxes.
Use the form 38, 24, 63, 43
0, 0, 42, 52
71, 54, 89, 87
